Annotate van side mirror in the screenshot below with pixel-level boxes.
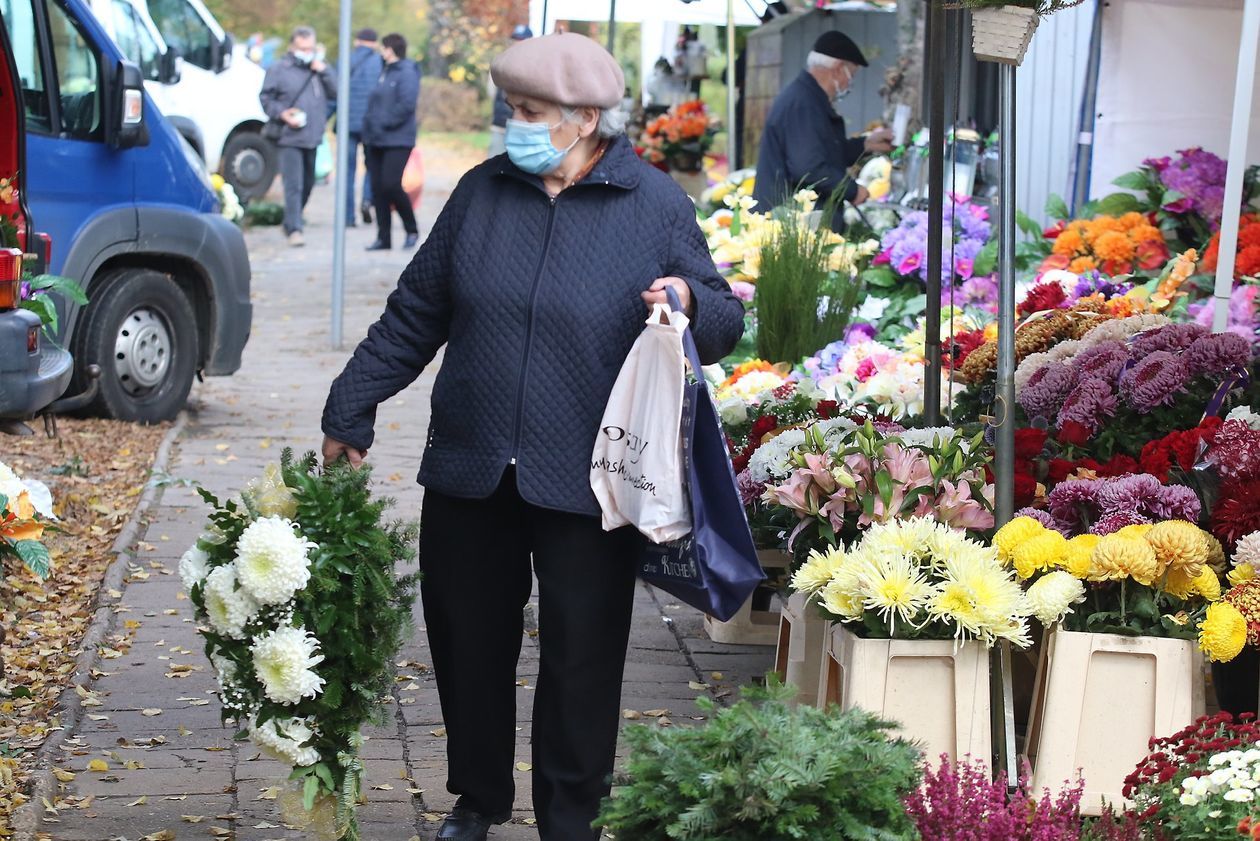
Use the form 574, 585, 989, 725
107, 60, 149, 150
215, 33, 234, 73
159, 46, 181, 85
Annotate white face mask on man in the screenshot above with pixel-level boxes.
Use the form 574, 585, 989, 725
293, 49, 315, 65
831, 65, 853, 112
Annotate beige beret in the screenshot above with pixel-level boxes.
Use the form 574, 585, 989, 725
490, 32, 625, 109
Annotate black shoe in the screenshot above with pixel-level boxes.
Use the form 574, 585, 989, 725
435, 809, 492, 841
361, 202, 373, 225
403, 232, 419, 248
366, 240, 390, 251
346, 219, 357, 228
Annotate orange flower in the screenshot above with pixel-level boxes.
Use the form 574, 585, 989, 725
1119, 211, 1146, 231
1131, 224, 1163, 244
1053, 228, 1087, 256
1, 492, 43, 542
1068, 256, 1098, 274
1094, 230, 1136, 263
722, 359, 774, 388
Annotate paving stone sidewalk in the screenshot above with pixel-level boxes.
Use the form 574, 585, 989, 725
29, 143, 774, 841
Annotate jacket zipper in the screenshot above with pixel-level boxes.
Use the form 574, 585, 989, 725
510, 195, 559, 465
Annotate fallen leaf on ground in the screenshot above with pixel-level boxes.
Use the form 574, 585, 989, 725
86, 759, 108, 772
127, 796, 148, 807
515, 762, 532, 771
141, 708, 162, 716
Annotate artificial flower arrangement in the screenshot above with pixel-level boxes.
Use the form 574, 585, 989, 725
1204, 406, 1260, 551
638, 100, 715, 172
1202, 214, 1260, 282
1122, 712, 1260, 840
1016, 249, 1199, 325
755, 420, 994, 557
788, 517, 1032, 646
993, 507, 1222, 639
181, 452, 418, 840
1039, 211, 1170, 278
0, 461, 55, 578
1015, 321, 1255, 460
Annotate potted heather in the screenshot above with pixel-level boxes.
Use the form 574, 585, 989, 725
960, 0, 1087, 65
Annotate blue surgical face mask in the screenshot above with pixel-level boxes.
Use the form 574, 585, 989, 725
505, 118, 580, 175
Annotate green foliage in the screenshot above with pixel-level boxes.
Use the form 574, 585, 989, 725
244, 201, 285, 227
190, 450, 418, 840
19, 274, 88, 336
596, 680, 922, 840
756, 206, 863, 366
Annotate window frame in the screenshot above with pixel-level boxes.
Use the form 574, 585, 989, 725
1, 0, 57, 135
146, 0, 211, 70
44, 0, 105, 141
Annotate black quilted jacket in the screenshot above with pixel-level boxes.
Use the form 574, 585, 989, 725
321, 135, 746, 516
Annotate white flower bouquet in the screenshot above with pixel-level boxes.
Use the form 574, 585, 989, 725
181, 451, 418, 840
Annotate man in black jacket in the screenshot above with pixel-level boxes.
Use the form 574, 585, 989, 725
363, 33, 421, 250
259, 26, 336, 247
751, 30, 891, 228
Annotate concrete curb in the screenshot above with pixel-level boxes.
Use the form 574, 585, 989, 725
13, 411, 189, 841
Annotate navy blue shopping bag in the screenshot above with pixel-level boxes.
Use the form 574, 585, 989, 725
638, 288, 764, 622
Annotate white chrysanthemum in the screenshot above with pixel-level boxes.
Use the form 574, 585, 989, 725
1236, 531, 1260, 569
234, 517, 315, 605
790, 548, 845, 596
179, 544, 212, 591
895, 427, 958, 449
251, 626, 325, 704
1226, 405, 1260, 431
249, 716, 320, 767
748, 428, 807, 485
204, 565, 259, 640
1022, 571, 1087, 627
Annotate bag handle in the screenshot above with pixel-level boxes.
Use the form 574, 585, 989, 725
663, 285, 706, 382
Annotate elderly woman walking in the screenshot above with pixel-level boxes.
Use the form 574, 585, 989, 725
321, 32, 743, 841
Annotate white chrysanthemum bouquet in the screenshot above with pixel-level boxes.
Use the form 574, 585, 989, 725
181, 452, 418, 840
789, 517, 1079, 647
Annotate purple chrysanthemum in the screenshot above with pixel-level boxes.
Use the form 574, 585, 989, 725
1146, 483, 1203, 522
1096, 473, 1165, 514
1014, 507, 1064, 534
1180, 332, 1253, 378
1129, 323, 1208, 358
1071, 341, 1131, 386
1046, 479, 1102, 534
1090, 511, 1153, 536
1020, 363, 1078, 421
1057, 377, 1118, 433
1120, 351, 1189, 413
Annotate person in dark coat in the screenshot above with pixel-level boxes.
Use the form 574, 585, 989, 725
751, 30, 892, 229
322, 31, 744, 841
344, 28, 383, 225
487, 24, 533, 157
362, 33, 421, 250
259, 25, 336, 246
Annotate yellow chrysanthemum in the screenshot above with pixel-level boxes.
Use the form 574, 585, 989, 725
1011, 531, 1068, 580
1115, 523, 1153, 540
1205, 534, 1227, 574
819, 577, 865, 621
1146, 520, 1209, 581
1091, 534, 1158, 583
790, 548, 845, 596
1062, 534, 1100, 579
1164, 566, 1199, 599
1194, 567, 1222, 601
1229, 564, 1256, 587
993, 516, 1046, 564
1198, 601, 1248, 663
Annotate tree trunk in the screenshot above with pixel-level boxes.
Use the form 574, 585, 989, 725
881, 0, 926, 132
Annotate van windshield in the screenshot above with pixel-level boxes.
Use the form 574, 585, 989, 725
146, 0, 211, 70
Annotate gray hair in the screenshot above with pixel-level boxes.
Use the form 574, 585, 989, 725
562, 105, 630, 140
290, 26, 316, 43
805, 50, 840, 71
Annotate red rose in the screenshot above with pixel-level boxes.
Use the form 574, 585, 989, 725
816, 400, 838, 419
1014, 473, 1038, 508
1015, 427, 1048, 460
1047, 458, 1075, 484
1102, 454, 1139, 477
749, 414, 778, 445
1057, 420, 1092, 447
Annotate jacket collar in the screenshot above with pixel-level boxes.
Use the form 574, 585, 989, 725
795, 69, 834, 113
496, 134, 643, 193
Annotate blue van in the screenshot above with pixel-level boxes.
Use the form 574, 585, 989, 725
1, 0, 250, 422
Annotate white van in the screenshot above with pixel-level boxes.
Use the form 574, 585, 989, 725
87, 0, 277, 200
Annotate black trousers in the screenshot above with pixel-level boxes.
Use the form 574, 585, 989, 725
419, 471, 640, 841
365, 145, 419, 245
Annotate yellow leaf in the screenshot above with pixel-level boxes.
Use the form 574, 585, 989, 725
370, 783, 394, 791
128, 796, 148, 807
123, 760, 145, 770
214, 443, 230, 451
515, 762, 532, 772
431, 727, 447, 737
53, 769, 76, 782
87, 759, 108, 772
141, 832, 175, 841
182, 815, 205, 823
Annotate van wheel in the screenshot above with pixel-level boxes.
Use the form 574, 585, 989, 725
223, 130, 277, 201
74, 269, 197, 423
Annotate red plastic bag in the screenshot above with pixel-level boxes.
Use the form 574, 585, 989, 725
401, 147, 424, 208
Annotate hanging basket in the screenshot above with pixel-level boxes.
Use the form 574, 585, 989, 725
971, 5, 1040, 66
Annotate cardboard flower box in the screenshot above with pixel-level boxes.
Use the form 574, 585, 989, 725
971, 5, 1039, 65
817, 624, 992, 764
1026, 629, 1205, 815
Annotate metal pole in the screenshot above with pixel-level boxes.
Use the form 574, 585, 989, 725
1069, 0, 1104, 214
330, 0, 352, 350
541, 0, 549, 35
607, 0, 617, 52
992, 60, 1019, 788
923, 0, 945, 426
727, 0, 737, 167
1213, 0, 1260, 332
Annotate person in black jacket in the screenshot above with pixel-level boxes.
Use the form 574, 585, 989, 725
363, 33, 421, 250
751, 30, 892, 229
487, 24, 532, 157
344, 28, 383, 226
321, 31, 744, 841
